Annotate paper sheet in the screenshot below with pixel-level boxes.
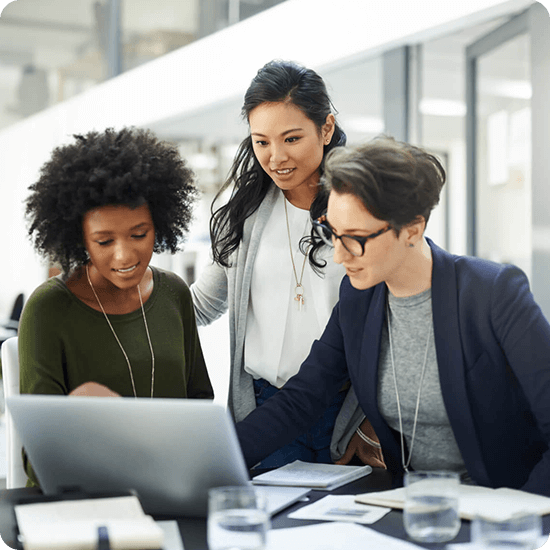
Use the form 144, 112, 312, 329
447, 535, 550, 550
266, 521, 424, 550
356, 485, 550, 521
157, 521, 185, 550
288, 495, 391, 524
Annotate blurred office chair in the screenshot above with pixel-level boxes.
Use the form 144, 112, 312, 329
2, 293, 24, 332
0, 294, 24, 348
1, 336, 27, 488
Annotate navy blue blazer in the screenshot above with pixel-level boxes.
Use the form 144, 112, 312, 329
236, 239, 550, 496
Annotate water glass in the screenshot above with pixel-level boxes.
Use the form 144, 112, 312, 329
471, 512, 542, 549
208, 486, 270, 550
403, 470, 460, 543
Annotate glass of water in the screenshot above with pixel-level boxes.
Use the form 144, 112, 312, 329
208, 486, 270, 550
403, 470, 460, 543
471, 512, 542, 549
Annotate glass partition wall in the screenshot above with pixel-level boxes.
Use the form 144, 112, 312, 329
466, 14, 532, 278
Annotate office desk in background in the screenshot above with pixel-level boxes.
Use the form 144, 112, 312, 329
0, 469, 549, 550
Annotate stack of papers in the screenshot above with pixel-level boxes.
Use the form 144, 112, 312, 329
15, 496, 164, 550
252, 460, 372, 491
355, 485, 550, 521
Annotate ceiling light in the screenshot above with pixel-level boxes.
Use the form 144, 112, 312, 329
419, 98, 466, 117
479, 79, 532, 100
189, 153, 218, 170
341, 116, 384, 134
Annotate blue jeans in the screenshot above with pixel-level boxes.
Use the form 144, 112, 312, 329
252, 378, 346, 469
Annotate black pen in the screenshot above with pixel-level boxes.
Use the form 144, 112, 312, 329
97, 525, 111, 550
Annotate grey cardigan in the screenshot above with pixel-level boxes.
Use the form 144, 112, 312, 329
190, 185, 364, 459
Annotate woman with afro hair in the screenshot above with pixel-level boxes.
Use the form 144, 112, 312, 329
20, 127, 214, 486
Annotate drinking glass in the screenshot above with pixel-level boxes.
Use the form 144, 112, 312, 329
471, 512, 542, 549
403, 470, 460, 543
207, 486, 270, 550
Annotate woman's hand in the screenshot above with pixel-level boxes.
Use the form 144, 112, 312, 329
335, 417, 386, 468
69, 381, 121, 397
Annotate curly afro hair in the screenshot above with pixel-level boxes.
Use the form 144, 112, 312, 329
26, 127, 198, 275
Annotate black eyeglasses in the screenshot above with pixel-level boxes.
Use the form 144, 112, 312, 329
313, 216, 392, 257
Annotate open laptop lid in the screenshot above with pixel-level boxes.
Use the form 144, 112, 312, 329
7, 395, 250, 516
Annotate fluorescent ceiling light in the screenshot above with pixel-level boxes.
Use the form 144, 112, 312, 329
189, 153, 218, 170
487, 110, 509, 185
479, 79, 532, 99
222, 144, 240, 159
341, 116, 385, 134
420, 98, 467, 117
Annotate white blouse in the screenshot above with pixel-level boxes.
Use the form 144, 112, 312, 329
244, 191, 344, 388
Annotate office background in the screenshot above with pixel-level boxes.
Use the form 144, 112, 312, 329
0, 0, 549, 414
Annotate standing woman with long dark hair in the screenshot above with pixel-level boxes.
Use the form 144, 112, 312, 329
191, 60, 384, 468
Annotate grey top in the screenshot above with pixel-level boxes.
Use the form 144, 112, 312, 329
378, 288, 469, 477
190, 184, 364, 460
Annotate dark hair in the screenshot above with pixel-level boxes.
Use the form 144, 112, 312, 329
322, 136, 446, 232
26, 127, 198, 275
210, 59, 346, 269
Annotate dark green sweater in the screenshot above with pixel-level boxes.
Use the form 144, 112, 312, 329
19, 266, 214, 486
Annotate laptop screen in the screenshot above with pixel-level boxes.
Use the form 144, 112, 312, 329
8, 395, 250, 516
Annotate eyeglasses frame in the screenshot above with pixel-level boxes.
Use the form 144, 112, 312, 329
313, 216, 393, 257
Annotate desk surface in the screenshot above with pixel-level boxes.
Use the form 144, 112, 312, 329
1, 470, 549, 550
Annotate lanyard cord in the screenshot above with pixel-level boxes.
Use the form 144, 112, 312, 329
386, 301, 432, 472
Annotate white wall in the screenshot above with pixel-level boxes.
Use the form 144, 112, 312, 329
1, 116, 64, 314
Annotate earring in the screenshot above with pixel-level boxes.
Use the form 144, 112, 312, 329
408, 243, 414, 248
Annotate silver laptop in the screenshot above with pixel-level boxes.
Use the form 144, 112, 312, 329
8, 395, 256, 516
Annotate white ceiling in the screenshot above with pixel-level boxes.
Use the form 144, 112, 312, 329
0, 0, 533, 140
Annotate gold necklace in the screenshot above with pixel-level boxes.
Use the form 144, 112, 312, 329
86, 264, 155, 398
283, 197, 309, 311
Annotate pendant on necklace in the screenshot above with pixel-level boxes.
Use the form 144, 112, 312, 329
294, 283, 304, 311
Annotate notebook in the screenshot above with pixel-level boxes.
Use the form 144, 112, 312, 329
6, 394, 305, 517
